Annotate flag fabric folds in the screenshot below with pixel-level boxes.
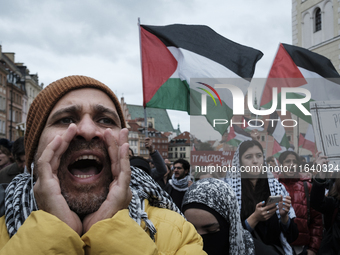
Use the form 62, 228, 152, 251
226, 125, 252, 147
267, 111, 290, 152
140, 24, 263, 135
260, 43, 340, 124
272, 139, 286, 157
298, 124, 316, 155
242, 116, 264, 131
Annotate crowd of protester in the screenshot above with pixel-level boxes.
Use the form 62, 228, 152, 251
126, 134, 340, 254
125, 133, 340, 254
1, 129, 339, 254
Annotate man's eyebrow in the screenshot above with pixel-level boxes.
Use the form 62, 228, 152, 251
49, 105, 82, 121
92, 104, 121, 127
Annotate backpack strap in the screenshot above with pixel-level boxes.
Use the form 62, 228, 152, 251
303, 181, 310, 225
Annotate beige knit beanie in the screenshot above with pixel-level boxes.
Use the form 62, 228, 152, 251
25, 75, 126, 172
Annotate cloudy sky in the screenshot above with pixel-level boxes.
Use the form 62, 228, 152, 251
0, 0, 292, 138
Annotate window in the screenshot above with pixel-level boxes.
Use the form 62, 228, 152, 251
261, 136, 265, 142
315, 8, 321, 32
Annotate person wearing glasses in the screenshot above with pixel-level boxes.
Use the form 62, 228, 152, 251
165, 158, 192, 210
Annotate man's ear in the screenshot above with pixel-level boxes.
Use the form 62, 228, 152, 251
185, 169, 189, 175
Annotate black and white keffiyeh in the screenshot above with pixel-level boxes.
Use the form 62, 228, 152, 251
224, 141, 296, 255
4, 166, 181, 239
4, 173, 38, 237
168, 174, 191, 191
182, 178, 255, 255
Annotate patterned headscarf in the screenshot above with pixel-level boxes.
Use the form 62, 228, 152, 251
182, 178, 255, 255
5, 166, 181, 239
224, 141, 296, 255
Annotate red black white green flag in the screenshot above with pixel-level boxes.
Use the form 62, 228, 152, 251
267, 111, 290, 151
242, 116, 264, 132
140, 24, 263, 134
298, 124, 316, 155
260, 43, 340, 124
226, 124, 252, 147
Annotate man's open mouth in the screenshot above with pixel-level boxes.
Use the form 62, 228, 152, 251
68, 155, 103, 179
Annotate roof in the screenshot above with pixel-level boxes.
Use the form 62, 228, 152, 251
126, 104, 175, 132
127, 120, 168, 138
126, 120, 140, 132
170, 131, 191, 144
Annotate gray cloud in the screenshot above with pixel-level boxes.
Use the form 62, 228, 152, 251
0, 0, 292, 134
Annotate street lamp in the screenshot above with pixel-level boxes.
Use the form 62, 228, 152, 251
6, 70, 14, 141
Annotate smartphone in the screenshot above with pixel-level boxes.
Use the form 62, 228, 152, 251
265, 195, 281, 206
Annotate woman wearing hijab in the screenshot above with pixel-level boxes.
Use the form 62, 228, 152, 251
224, 140, 299, 255
182, 178, 255, 255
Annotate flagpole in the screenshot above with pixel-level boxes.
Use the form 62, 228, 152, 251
297, 116, 300, 155
138, 17, 149, 138
265, 132, 268, 158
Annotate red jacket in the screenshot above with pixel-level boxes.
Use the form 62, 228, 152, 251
279, 175, 323, 253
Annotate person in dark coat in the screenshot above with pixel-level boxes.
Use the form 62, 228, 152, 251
278, 151, 322, 255
0, 137, 25, 184
0, 139, 13, 171
310, 152, 340, 255
165, 158, 192, 210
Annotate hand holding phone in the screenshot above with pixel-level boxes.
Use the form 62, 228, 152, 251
265, 195, 282, 206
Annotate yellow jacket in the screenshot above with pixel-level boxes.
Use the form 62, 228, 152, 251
0, 200, 205, 255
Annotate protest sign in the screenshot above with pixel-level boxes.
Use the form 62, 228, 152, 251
191, 150, 234, 166
310, 100, 340, 169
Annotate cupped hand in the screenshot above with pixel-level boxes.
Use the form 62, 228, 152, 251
33, 124, 82, 235
82, 128, 132, 233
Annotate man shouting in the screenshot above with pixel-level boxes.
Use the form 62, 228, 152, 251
0, 76, 205, 254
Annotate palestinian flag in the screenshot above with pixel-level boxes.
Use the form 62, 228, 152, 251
267, 111, 290, 150
140, 24, 263, 134
298, 124, 316, 155
260, 43, 340, 124
191, 143, 196, 151
272, 139, 286, 157
226, 124, 252, 147
242, 116, 264, 131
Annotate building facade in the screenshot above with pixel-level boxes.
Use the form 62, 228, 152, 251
293, 0, 340, 72
0, 46, 43, 141
127, 120, 169, 159
0, 62, 7, 139
168, 131, 191, 162
292, 0, 340, 157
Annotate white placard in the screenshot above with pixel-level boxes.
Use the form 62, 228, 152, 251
310, 100, 340, 169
